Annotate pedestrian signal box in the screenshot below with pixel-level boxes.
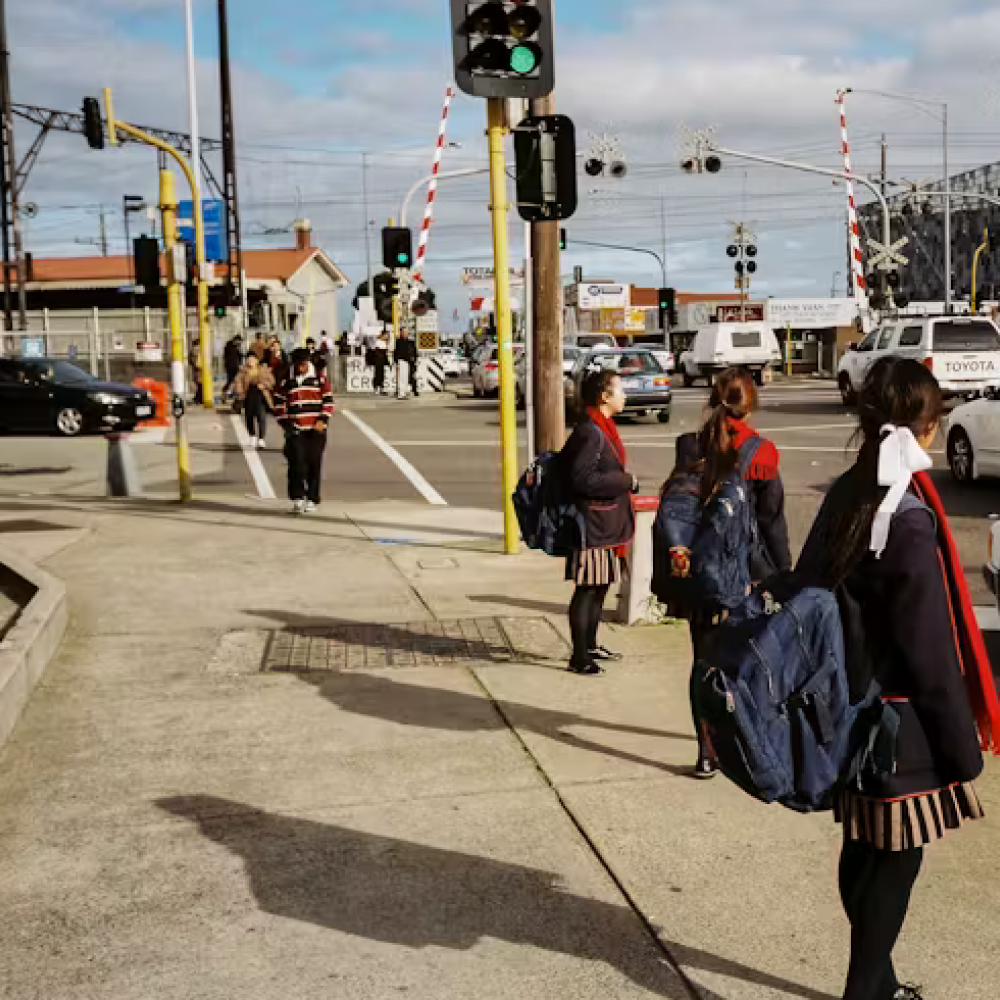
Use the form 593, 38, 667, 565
450, 0, 555, 99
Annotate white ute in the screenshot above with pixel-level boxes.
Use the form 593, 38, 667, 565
679, 322, 782, 386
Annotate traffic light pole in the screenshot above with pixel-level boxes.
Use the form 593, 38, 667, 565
104, 88, 214, 410
487, 98, 520, 555
158, 169, 193, 503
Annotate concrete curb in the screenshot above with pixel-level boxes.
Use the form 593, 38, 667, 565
0, 543, 68, 752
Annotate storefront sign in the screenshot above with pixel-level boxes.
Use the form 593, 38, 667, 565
766, 298, 859, 329
578, 283, 629, 310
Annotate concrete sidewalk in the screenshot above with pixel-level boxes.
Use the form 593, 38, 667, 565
0, 493, 996, 1000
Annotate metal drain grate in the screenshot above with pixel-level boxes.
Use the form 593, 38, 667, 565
261, 617, 567, 672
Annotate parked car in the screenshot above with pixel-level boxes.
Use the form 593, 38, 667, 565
0, 357, 156, 436
838, 315, 1000, 405
574, 333, 618, 351
649, 348, 675, 374
514, 345, 584, 409
678, 322, 781, 386
471, 345, 523, 398
983, 516, 1000, 615
944, 386, 1000, 483
566, 347, 672, 422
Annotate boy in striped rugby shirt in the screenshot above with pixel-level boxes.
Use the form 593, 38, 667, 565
274, 348, 334, 514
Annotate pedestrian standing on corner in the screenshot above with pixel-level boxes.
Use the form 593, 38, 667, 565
371, 333, 390, 395
671, 366, 791, 777
273, 347, 334, 515
561, 367, 637, 676
249, 332, 267, 362
797, 357, 998, 1000
393, 328, 419, 398
222, 333, 243, 400
234, 354, 275, 450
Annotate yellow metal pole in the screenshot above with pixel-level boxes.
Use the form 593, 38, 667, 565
972, 228, 989, 314
159, 169, 193, 502
487, 98, 520, 555
104, 88, 213, 409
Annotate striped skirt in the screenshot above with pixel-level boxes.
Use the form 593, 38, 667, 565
836, 782, 984, 851
566, 547, 625, 586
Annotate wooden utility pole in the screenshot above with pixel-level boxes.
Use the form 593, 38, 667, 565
529, 92, 565, 453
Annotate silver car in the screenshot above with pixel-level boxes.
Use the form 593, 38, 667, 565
567, 348, 673, 423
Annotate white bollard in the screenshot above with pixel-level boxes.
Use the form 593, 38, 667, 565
106, 433, 143, 498
617, 499, 669, 625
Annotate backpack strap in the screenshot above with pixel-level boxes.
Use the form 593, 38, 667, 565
736, 434, 763, 479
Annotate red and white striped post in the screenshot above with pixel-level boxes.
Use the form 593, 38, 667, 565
836, 89, 867, 313
412, 86, 454, 285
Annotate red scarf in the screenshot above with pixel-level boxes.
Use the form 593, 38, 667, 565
587, 407, 631, 558
914, 470, 1000, 754
587, 407, 627, 468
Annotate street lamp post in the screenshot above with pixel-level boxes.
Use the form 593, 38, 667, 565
847, 88, 950, 310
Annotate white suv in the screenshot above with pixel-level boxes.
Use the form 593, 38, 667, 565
838, 315, 1000, 404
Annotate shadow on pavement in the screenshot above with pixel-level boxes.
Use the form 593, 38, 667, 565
469, 594, 569, 617
292, 668, 698, 777
157, 796, 836, 1000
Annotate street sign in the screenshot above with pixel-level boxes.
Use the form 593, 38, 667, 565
867, 235, 910, 271
178, 199, 227, 263
461, 266, 525, 287
20, 336, 44, 358
578, 283, 629, 309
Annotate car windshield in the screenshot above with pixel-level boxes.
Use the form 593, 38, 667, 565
932, 320, 1000, 352
34, 361, 96, 385
731, 330, 761, 348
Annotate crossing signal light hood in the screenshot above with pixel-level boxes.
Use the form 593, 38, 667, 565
451, 0, 555, 99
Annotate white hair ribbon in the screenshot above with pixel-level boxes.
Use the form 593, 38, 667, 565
870, 423, 932, 558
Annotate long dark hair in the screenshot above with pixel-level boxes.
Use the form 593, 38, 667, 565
824, 356, 943, 582
698, 367, 758, 498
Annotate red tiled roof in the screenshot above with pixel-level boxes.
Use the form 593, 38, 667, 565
24, 248, 327, 285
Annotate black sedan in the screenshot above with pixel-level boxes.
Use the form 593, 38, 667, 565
0, 357, 156, 436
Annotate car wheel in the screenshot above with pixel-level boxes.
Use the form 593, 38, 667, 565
657, 409, 671, 424
682, 371, 694, 388
752, 368, 764, 386
948, 428, 975, 484
838, 373, 856, 406
55, 407, 85, 437
473, 385, 483, 399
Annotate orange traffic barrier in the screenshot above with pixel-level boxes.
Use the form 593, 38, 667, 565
133, 377, 171, 428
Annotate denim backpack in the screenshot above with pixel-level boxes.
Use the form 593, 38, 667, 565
690, 494, 929, 813
513, 451, 587, 557
651, 436, 762, 617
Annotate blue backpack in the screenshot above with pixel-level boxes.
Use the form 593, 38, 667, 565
690, 495, 929, 813
651, 436, 762, 616
513, 451, 587, 557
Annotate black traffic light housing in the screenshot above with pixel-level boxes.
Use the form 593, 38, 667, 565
559, 228, 567, 251
450, 0, 555, 99
382, 227, 413, 270
82, 97, 104, 150
372, 271, 398, 325
133, 236, 160, 292
514, 114, 577, 222
412, 288, 437, 318
658, 287, 677, 331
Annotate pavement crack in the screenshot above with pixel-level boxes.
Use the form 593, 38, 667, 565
465, 663, 705, 1000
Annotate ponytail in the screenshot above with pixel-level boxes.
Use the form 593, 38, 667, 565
697, 368, 758, 498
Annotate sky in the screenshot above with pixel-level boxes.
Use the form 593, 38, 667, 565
9, 0, 1000, 330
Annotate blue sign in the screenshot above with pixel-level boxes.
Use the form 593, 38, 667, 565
20, 336, 44, 358
178, 199, 227, 263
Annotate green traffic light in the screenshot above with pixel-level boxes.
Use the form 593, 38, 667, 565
510, 43, 539, 75
397, 252, 410, 265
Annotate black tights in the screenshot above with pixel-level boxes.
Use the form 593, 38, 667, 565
568, 584, 610, 664
689, 621, 715, 763
839, 837, 923, 1000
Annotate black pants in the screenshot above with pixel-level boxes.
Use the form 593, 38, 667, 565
568, 584, 610, 665
223, 368, 239, 395
285, 429, 326, 503
689, 620, 715, 762
839, 837, 923, 1000
373, 362, 387, 392
244, 389, 266, 440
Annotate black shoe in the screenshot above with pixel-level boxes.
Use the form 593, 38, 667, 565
568, 659, 604, 676
693, 756, 719, 779
589, 645, 623, 662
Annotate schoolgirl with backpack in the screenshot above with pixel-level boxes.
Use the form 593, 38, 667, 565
652, 367, 792, 776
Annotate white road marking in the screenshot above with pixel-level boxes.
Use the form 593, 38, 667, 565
343, 409, 448, 506
231, 415, 276, 500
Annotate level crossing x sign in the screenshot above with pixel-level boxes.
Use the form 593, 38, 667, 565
867, 235, 910, 271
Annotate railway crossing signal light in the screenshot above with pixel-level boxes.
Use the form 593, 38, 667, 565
372, 272, 397, 325
681, 153, 722, 174
82, 96, 104, 149
450, 0, 555, 99
382, 227, 413, 270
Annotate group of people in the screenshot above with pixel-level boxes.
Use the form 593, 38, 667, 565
561, 360, 995, 1000
222, 332, 334, 513
366, 329, 420, 397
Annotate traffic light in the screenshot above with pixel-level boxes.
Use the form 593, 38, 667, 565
658, 287, 677, 331
372, 271, 397, 324
514, 114, 577, 222
559, 228, 567, 251
82, 97, 104, 150
382, 227, 413, 270
133, 236, 160, 291
450, 0, 555, 100
215, 305, 227, 319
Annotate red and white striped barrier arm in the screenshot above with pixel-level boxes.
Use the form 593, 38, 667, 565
413, 86, 454, 284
